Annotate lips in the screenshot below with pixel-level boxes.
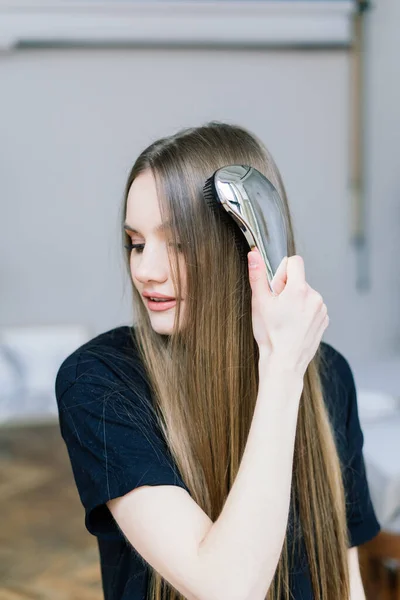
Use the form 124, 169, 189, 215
145, 297, 177, 312
142, 292, 175, 300
149, 296, 175, 301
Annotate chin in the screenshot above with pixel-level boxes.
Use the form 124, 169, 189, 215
152, 324, 174, 336
148, 309, 186, 336
148, 314, 175, 336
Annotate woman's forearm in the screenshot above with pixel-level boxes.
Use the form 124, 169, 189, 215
197, 354, 304, 600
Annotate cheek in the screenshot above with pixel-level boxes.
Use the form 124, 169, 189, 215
129, 261, 140, 287
129, 252, 139, 271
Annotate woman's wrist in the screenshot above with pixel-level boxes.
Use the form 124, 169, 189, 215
258, 348, 305, 389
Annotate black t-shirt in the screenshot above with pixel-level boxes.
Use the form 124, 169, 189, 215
55, 325, 380, 600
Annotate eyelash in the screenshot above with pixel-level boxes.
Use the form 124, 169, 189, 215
124, 243, 183, 254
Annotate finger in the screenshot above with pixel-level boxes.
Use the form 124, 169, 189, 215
271, 256, 288, 295
247, 248, 273, 298
285, 255, 306, 291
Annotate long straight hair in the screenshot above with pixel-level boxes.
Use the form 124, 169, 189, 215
120, 122, 350, 600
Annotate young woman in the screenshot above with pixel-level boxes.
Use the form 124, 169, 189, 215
55, 122, 380, 600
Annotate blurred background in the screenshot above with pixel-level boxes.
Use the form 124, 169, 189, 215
0, 0, 399, 598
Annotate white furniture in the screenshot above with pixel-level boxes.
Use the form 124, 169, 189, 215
357, 382, 400, 532
0, 325, 91, 426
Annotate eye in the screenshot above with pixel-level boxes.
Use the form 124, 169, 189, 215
124, 243, 144, 254
124, 242, 183, 254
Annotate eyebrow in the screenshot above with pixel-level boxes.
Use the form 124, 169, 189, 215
123, 221, 172, 235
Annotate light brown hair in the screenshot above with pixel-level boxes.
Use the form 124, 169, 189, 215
120, 121, 350, 600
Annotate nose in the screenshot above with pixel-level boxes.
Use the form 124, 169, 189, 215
132, 246, 169, 284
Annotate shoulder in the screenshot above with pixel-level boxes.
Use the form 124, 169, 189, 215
318, 341, 359, 446
55, 325, 149, 407
319, 341, 355, 393
55, 324, 160, 452
319, 341, 356, 409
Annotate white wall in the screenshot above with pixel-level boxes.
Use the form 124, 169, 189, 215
361, 0, 400, 358
1, 2, 399, 368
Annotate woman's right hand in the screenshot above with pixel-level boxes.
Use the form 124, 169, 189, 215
247, 248, 329, 378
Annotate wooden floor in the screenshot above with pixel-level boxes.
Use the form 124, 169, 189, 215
0, 421, 102, 600
0, 421, 398, 600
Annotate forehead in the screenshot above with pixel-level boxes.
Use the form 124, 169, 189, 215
126, 170, 158, 210
125, 170, 164, 233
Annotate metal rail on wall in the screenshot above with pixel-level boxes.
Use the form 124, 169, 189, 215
350, 0, 371, 292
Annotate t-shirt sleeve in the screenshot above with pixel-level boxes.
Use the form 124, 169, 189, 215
55, 349, 189, 540
341, 356, 381, 548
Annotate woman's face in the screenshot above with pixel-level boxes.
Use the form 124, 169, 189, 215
124, 169, 187, 335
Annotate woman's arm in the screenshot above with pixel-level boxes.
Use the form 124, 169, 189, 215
107, 354, 303, 600
197, 353, 303, 600
348, 547, 366, 600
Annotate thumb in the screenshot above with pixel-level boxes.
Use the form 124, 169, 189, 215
247, 247, 274, 298
270, 256, 288, 295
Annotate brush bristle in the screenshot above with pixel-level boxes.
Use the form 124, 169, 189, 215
202, 175, 249, 263
202, 176, 221, 216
